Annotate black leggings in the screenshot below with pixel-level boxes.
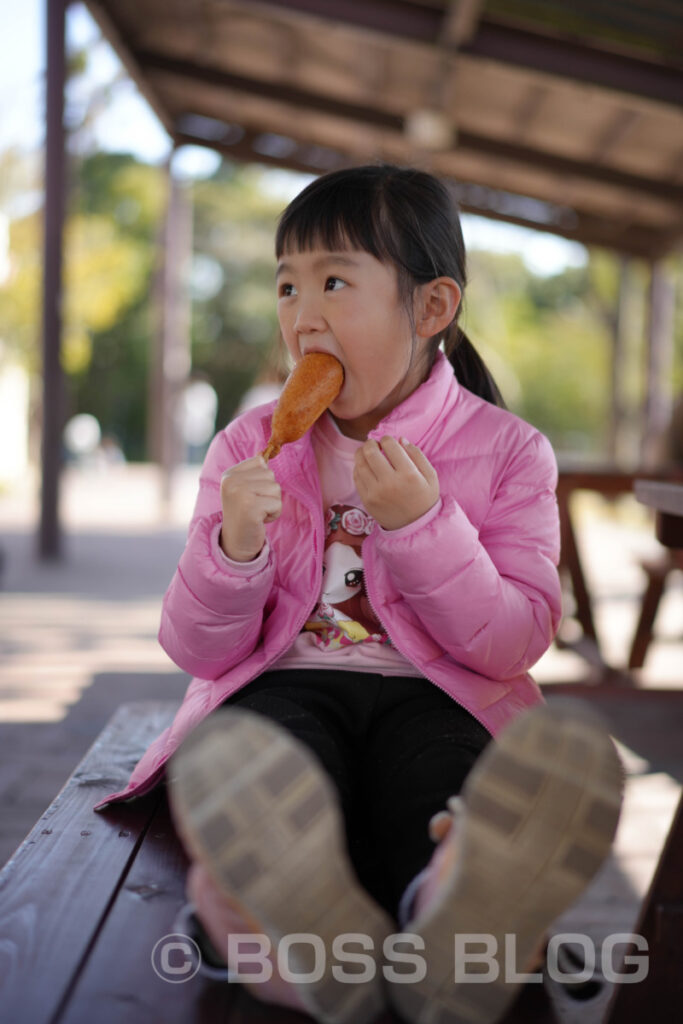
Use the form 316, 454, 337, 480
224, 669, 491, 919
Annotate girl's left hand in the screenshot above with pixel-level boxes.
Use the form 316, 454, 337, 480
353, 436, 440, 531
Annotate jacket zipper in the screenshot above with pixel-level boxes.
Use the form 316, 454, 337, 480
362, 540, 492, 734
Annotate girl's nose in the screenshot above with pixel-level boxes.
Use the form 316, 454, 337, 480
293, 297, 326, 334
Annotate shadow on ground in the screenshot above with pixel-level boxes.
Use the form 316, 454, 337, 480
0, 528, 186, 601
0, 670, 189, 867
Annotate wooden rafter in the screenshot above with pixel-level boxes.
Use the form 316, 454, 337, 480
81, 0, 683, 256
140, 50, 683, 207
246, 1, 683, 108
440, 0, 485, 47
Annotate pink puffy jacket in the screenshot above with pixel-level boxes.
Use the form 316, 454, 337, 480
95, 352, 561, 810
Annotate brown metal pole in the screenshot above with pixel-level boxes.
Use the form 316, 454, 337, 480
607, 257, 629, 464
151, 155, 192, 510
147, 159, 171, 467
641, 259, 675, 469
39, 0, 67, 559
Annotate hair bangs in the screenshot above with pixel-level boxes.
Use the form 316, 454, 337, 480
275, 180, 387, 261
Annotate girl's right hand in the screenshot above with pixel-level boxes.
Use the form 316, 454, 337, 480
219, 456, 282, 562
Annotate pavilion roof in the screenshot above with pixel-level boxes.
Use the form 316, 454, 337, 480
84, 0, 683, 257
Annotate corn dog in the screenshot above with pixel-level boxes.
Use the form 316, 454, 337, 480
262, 352, 344, 461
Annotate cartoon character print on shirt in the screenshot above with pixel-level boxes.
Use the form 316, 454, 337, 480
303, 504, 392, 649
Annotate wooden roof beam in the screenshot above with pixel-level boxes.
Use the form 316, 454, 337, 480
137, 49, 401, 131
440, 0, 485, 48
249, 1, 683, 109
175, 129, 679, 258
590, 109, 641, 163
462, 22, 683, 111
248, 0, 441, 43
140, 49, 683, 208
512, 84, 548, 140
456, 129, 683, 206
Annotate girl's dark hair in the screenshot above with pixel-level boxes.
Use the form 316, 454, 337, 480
275, 164, 505, 408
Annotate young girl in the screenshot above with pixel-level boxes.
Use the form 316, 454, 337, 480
95, 165, 622, 1024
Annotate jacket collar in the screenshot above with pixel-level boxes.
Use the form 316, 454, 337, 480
262, 350, 458, 466
367, 350, 458, 447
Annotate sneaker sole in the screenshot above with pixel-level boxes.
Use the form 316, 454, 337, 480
167, 706, 392, 1024
387, 701, 623, 1024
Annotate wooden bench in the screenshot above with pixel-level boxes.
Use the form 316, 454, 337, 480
0, 700, 565, 1023
4, 697, 682, 1024
5, 693, 680, 1023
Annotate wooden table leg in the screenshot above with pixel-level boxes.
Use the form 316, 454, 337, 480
627, 559, 670, 669
558, 486, 600, 645
556, 486, 635, 684
603, 791, 683, 1021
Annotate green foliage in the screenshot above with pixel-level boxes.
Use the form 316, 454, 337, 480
66, 153, 165, 457
0, 213, 42, 371
464, 250, 613, 455
74, 152, 166, 235
74, 299, 152, 461
63, 212, 151, 373
189, 163, 285, 428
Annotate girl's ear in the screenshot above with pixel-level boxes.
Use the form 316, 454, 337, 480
414, 277, 461, 339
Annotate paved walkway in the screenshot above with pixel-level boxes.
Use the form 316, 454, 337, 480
0, 463, 198, 865
1, 462, 681, 868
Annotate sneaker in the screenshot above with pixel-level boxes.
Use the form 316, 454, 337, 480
173, 897, 232, 981
386, 701, 623, 1024
167, 706, 392, 1023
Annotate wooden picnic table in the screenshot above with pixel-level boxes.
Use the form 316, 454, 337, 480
556, 465, 683, 681
605, 479, 683, 1022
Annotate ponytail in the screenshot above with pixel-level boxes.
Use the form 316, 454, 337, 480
443, 325, 506, 409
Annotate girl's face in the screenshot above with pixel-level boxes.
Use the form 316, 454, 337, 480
276, 247, 429, 440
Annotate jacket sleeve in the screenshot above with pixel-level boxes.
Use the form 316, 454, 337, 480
158, 428, 276, 680
371, 431, 562, 680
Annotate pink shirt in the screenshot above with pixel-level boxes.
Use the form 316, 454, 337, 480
269, 412, 425, 677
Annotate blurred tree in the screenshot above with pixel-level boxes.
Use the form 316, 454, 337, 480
0, 211, 42, 371
0, 146, 289, 460
0, 148, 42, 369
189, 161, 285, 429
464, 250, 613, 457
66, 153, 164, 458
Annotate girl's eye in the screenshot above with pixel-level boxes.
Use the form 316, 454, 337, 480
279, 283, 297, 297
325, 276, 346, 292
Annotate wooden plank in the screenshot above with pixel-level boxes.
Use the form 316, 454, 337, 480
605, 792, 683, 1022
54, 797, 234, 1024
56, 795, 375, 1023
634, 479, 683, 547
634, 480, 683, 518
0, 702, 176, 1024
